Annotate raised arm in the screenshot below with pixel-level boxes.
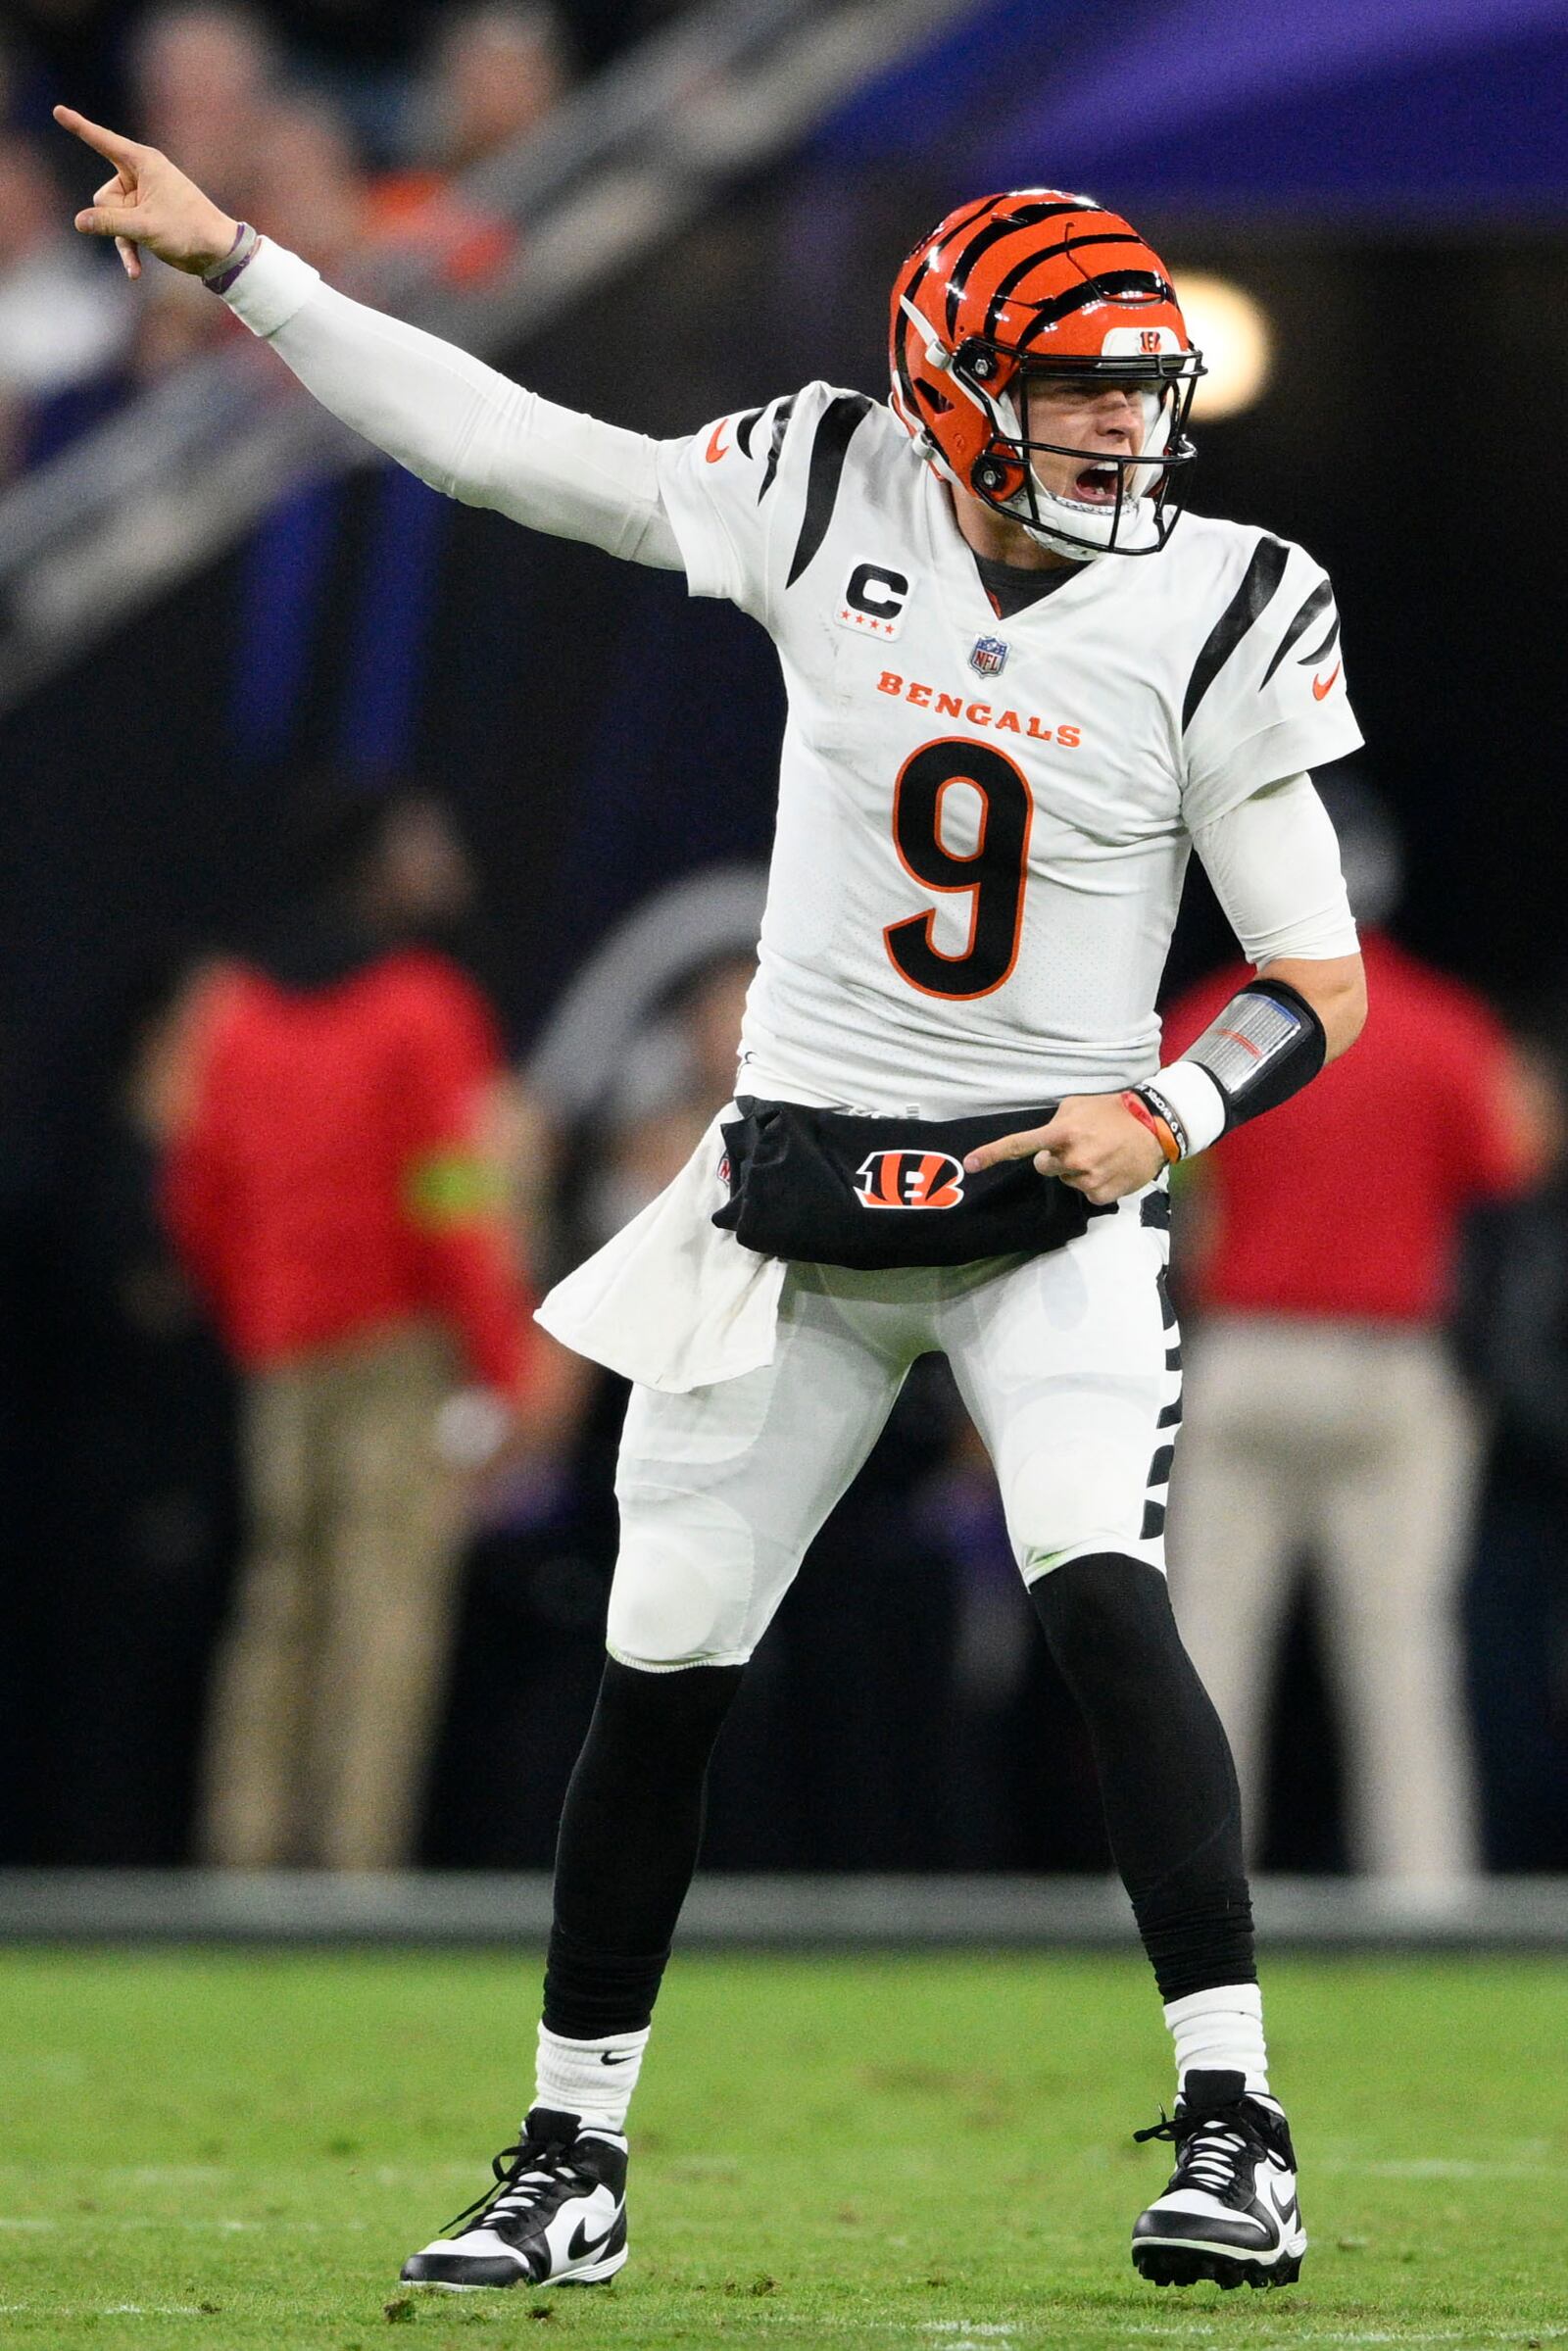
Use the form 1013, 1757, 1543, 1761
54, 106, 683, 567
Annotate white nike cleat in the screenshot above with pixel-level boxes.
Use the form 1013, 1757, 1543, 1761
1132, 2068, 1306, 2289
401, 2106, 628, 2290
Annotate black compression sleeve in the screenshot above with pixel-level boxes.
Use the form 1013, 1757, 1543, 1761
1029, 1555, 1255, 2001
543, 1659, 742, 2037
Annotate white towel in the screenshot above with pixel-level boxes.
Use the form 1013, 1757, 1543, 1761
535, 1113, 785, 1393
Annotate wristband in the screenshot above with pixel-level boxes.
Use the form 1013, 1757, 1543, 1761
1121, 1090, 1181, 1165
1140, 1060, 1226, 1158
207, 234, 321, 337
202, 220, 260, 295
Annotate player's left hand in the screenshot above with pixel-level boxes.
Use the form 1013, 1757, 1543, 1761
963, 1093, 1166, 1204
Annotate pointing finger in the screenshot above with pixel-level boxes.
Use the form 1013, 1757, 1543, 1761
53, 105, 144, 171
963, 1124, 1054, 1174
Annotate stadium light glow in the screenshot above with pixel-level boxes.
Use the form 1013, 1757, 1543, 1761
1175, 273, 1274, 420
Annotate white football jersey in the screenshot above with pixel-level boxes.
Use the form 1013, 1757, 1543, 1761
656, 382, 1362, 1117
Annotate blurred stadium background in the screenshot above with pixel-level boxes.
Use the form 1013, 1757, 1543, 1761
0, 0, 1567, 1944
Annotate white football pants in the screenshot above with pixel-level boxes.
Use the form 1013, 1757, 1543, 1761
1167, 1314, 1482, 1882
607, 1194, 1178, 1671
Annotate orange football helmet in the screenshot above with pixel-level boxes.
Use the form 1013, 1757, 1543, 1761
889, 190, 1204, 559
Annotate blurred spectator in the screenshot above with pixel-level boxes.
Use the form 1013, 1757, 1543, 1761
1455, 1003, 1568, 1870
115, 4, 287, 381
22, 0, 576, 422
125, 86, 370, 382
420, 3, 567, 171
370, 5, 571, 285
1164, 773, 1536, 1884
0, 130, 129, 454
166, 783, 539, 1869
128, 3, 279, 213
249, 91, 367, 274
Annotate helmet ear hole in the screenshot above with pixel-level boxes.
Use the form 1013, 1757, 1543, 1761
918, 379, 954, 416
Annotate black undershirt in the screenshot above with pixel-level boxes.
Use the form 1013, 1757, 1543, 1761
972, 551, 1085, 619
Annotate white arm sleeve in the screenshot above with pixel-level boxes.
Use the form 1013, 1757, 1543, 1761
218, 237, 685, 567
1191, 771, 1359, 967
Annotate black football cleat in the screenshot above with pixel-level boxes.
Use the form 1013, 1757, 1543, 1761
401, 2106, 627, 2290
1132, 2068, 1305, 2289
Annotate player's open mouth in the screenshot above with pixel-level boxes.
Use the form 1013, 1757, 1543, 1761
1072, 464, 1121, 505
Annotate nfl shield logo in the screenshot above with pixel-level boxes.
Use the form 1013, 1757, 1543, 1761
969, 635, 1008, 677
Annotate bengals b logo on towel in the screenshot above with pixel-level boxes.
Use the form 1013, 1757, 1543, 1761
855, 1151, 965, 1210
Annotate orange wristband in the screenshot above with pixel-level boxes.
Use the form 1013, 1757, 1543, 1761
1121, 1089, 1180, 1165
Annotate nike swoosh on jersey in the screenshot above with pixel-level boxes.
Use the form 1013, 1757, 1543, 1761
705, 420, 729, 465
567, 2211, 621, 2261
1312, 661, 1342, 700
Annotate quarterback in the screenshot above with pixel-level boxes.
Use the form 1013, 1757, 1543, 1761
61, 106, 1366, 2296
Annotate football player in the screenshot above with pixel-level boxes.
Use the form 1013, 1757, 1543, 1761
60, 108, 1366, 2295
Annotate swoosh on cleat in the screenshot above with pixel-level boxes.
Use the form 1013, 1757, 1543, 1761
567, 2213, 619, 2262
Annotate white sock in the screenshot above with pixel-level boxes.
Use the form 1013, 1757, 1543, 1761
534, 2023, 649, 2135
1163, 1983, 1270, 2099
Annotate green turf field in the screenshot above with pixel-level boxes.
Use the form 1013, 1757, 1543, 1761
3, 1947, 1566, 2350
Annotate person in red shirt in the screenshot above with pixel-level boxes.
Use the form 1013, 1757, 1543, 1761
166, 785, 538, 1869
1163, 775, 1533, 1882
